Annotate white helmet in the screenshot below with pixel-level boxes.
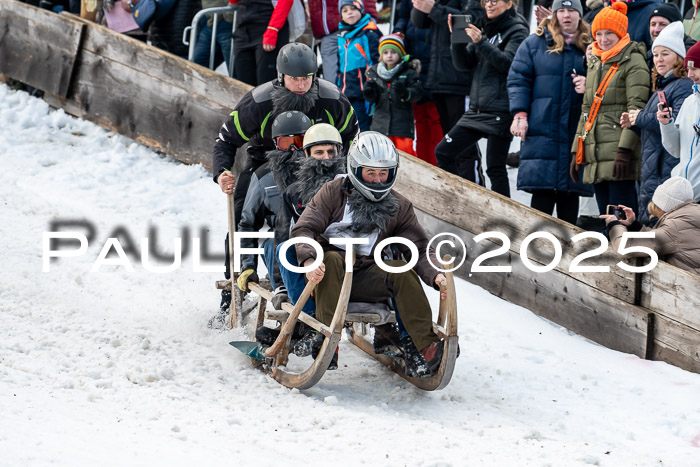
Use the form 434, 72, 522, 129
346, 131, 399, 202
302, 123, 342, 156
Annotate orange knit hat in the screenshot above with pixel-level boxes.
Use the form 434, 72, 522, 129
591, 1, 628, 38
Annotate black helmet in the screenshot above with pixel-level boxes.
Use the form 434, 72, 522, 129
276, 42, 318, 83
271, 111, 312, 150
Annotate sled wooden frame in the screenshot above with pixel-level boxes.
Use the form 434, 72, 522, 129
226, 263, 458, 391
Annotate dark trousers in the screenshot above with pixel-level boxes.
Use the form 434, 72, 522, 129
223, 158, 266, 279
593, 180, 638, 216
314, 252, 438, 351
530, 190, 580, 225
233, 24, 288, 86
435, 125, 512, 197
194, 19, 234, 72
432, 92, 465, 134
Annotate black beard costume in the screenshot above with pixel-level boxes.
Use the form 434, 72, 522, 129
346, 183, 400, 235
271, 81, 320, 116
294, 156, 346, 205
266, 148, 305, 193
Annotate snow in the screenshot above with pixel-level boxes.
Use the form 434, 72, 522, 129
2, 83, 700, 466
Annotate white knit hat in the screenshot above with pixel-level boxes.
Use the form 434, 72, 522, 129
652, 177, 694, 212
652, 21, 686, 59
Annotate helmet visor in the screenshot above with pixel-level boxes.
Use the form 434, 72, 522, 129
275, 135, 305, 151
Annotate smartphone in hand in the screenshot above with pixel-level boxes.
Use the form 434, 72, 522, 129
450, 15, 473, 44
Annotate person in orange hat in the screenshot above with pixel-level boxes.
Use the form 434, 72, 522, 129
570, 1, 650, 218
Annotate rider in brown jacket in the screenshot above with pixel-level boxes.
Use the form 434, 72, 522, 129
292, 132, 447, 377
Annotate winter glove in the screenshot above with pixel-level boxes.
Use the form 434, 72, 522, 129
237, 269, 259, 292
569, 155, 581, 183
391, 78, 409, 102
612, 147, 634, 180
271, 286, 290, 310
363, 79, 381, 102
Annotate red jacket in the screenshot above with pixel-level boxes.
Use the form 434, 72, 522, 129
307, 0, 377, 39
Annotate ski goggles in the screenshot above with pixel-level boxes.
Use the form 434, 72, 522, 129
275, 135, 305, 151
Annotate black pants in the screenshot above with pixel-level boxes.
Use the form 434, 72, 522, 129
233, 24, 288, 86
223, 157, 266, 279
530, 190, 580, 225
593, 180, 638, 216
435, 124, 512, 198
432, 93, 465, 134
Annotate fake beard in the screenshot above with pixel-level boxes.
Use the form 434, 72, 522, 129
266, 148, 305, 193
271, 82, 320, 116
347, 187, 400, 235
294, 156, 346, 205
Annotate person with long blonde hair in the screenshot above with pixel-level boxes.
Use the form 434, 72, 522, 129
507, 0, 593, 224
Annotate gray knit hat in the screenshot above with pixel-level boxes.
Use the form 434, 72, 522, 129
552, 0, 583, 17
652, 177, 694, 212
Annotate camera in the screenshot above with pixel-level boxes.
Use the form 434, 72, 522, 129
606, 204, 627, 220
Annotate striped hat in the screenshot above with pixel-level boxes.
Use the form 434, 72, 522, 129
379, 33, 406, 58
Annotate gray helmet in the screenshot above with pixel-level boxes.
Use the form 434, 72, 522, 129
276, 42, 318, 83
271, 111, 312, 139
346, 131, 399, 202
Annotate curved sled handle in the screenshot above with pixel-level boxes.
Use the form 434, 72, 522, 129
264, 280, 316, 358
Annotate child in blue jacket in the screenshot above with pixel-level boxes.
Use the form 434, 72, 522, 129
337, 0, 381, 130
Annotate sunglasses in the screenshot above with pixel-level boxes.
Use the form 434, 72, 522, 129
275, 135, 305, 151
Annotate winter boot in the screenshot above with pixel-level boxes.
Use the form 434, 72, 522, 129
293, 328, 317, 357
311, 333, 338, 370
400, 335, 431, 378
255, 321, 308, 346
271, 286, 290, 310
421, 340, 445, 375
373, 323, 401, 355
207, 290, 232, 329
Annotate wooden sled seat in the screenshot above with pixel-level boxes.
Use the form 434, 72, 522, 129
266, 302, 396, 325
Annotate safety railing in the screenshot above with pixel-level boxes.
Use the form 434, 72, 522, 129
183, 5, 237, 77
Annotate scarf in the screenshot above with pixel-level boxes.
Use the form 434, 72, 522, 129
482, 8, 515, 39
347, 185, 400, 235
592, 33, 631, 64
294, 156, 347, 205
266, 148, 305, 193
271, 82, 320, 116
376, 61, 402, 81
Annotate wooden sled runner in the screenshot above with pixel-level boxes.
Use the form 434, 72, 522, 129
221, 259, 459, 391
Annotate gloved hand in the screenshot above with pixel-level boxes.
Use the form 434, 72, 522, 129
569, 155, 581, 183
612, 147, 634, 179
236, 269, 259, 292
363, 79, 381, 101
391, 78, 409, 102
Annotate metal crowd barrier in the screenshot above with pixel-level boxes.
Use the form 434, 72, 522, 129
183, 5, 237, 77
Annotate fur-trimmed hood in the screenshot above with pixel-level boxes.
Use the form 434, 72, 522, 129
294, 156, 347, 205
266, 148, 305, 193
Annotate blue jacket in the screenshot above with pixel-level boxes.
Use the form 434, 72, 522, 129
337, 14, 381, 100
507, 31, 593, 196
635, 74, 693, 224
626, 0, 661, 47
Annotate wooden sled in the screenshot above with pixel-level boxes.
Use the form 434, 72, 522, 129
224, 260, 459, 391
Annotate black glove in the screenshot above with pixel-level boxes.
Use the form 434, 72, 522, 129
569, 155, 581, 183
612, 147, 633, 179
391, 78, 409, 101
363, 79, 381, 101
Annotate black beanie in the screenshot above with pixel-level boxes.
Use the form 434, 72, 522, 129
649, 3, 683, 24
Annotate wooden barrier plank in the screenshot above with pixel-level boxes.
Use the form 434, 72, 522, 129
0, 1, 84, 97
642, 264, 700, 332
652, 313, 700, 373
396, 154, 638, 304
416, 211, 649, 358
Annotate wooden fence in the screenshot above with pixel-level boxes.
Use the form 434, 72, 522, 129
2, 0, 698, 372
